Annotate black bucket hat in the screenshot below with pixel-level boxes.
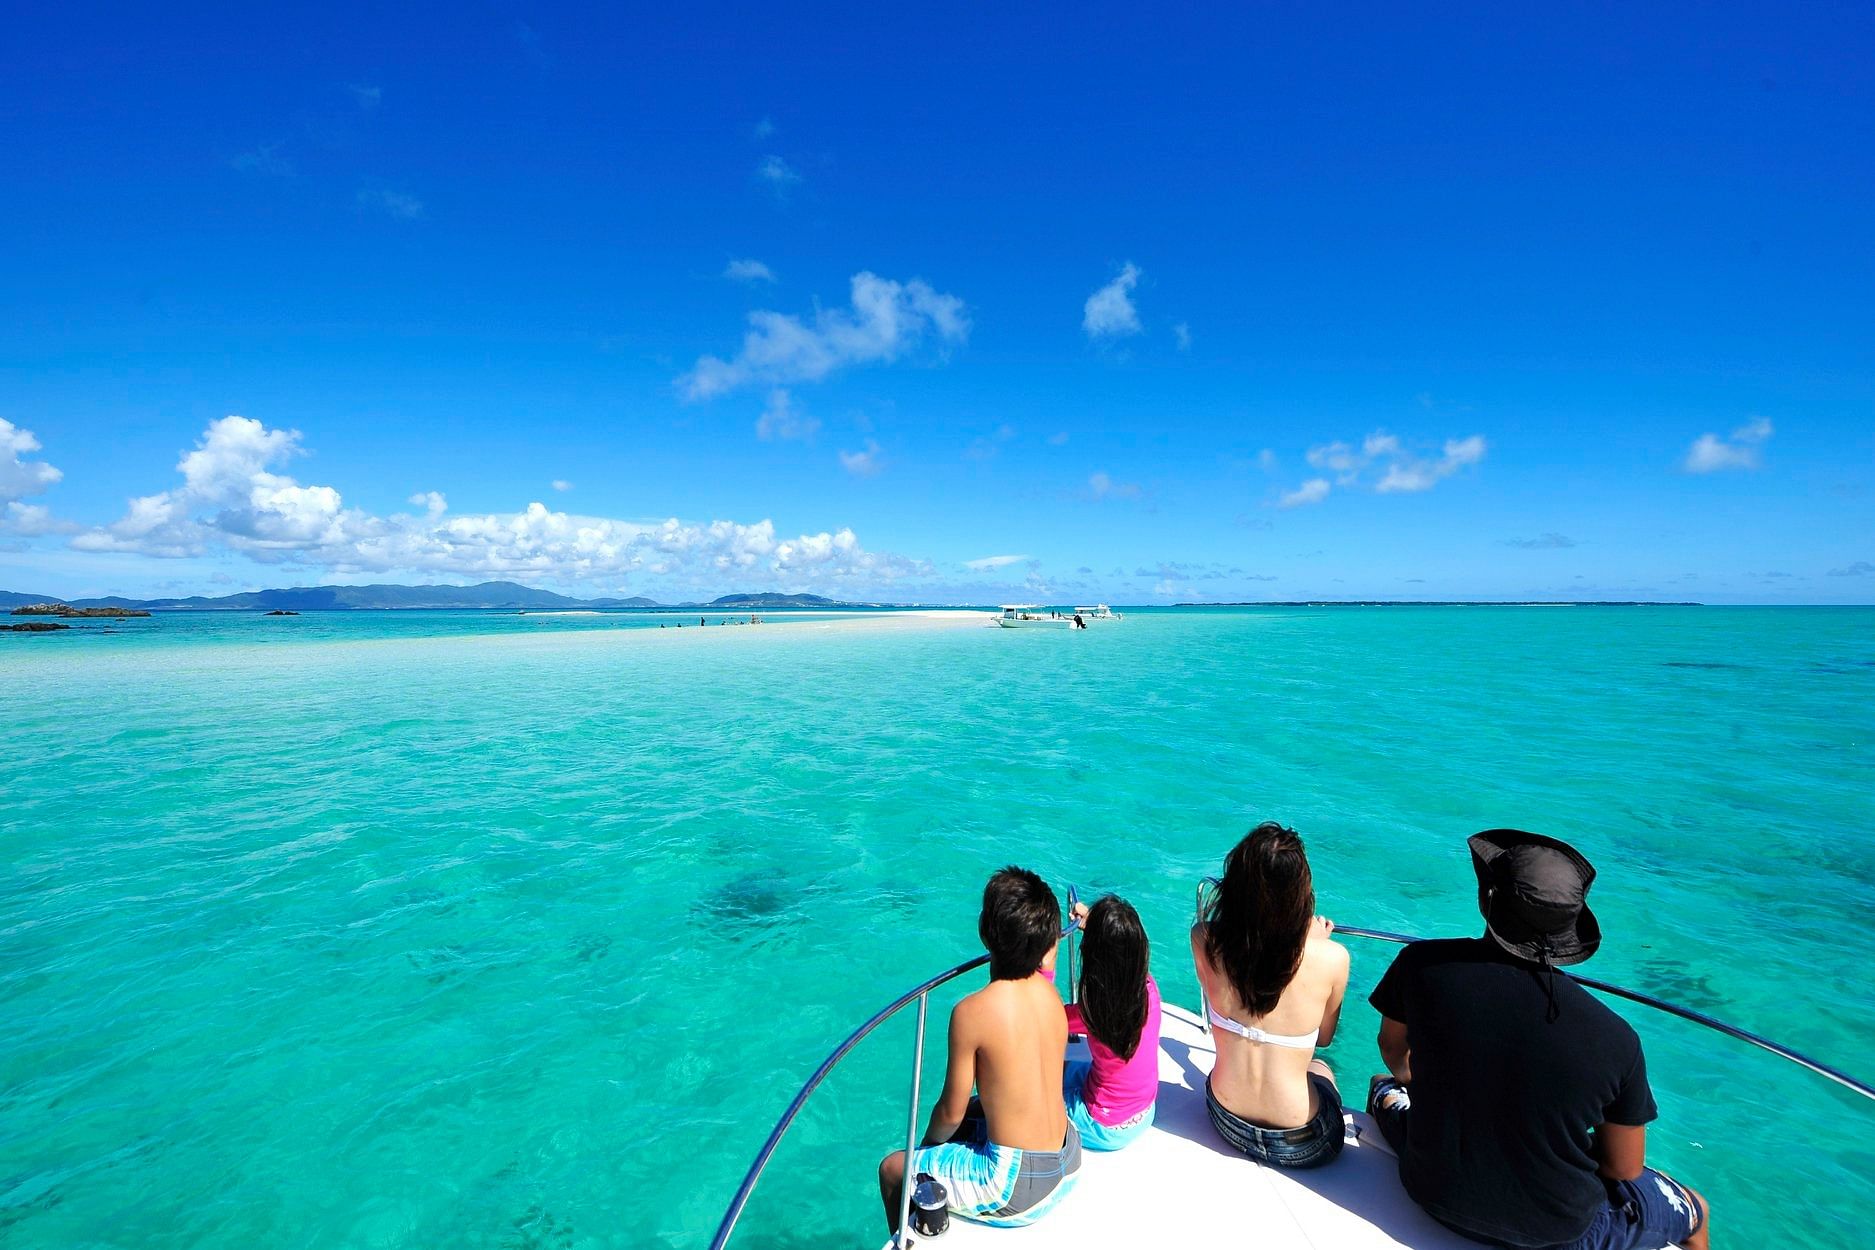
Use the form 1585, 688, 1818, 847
1469, 829, 1601, 967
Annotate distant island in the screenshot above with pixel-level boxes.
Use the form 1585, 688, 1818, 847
0, 583, 1717, 615
10, 602, 152, 618
0, 581, 942, 613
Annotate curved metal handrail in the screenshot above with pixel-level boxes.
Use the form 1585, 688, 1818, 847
716, 891, 1873, 1249
708, 910, 1080, 1250
1333, 924, 1875, 1102
1196, 875, 1873, 1102
706, 949, 986, 1250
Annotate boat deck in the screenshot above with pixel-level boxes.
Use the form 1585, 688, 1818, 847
917, 1001, 1625, 1249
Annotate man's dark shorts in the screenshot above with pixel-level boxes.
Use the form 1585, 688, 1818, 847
1366, 1080, 1702, 1250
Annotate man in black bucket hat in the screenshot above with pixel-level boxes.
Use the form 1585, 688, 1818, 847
1365, 830, 1710, 1250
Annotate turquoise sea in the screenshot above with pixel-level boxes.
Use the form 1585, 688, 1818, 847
3, 606, 1872, 1247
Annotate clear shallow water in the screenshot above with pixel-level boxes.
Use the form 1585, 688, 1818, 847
3, 607, 1872, 1247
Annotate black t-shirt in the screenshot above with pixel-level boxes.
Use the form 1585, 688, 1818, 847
1368, 938, 1657, 1249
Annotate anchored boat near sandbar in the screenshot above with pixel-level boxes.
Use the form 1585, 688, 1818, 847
997, 605, 1075, 629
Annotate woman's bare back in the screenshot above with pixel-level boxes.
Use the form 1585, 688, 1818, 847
1191, 920, 1350, 1128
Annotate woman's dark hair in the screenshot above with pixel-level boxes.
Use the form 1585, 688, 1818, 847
1203, 822, 1315, 1017
979, 866, 1061, 980
1076, 895, 1150, 1061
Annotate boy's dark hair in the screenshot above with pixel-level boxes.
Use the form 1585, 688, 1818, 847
978, 866, 1061, 980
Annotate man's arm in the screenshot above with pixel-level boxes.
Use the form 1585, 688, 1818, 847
1377, 1016, 1411, 1083
1593, 1122, 1646, 1181
921, 1002, 978, 1146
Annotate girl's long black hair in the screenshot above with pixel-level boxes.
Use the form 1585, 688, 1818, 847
1076, 895, 1150, 1061
1203, 822, 1315, 1017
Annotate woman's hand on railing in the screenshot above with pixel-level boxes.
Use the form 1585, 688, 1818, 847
1314, 915, 1336, 937
1070, 901, 1089, 929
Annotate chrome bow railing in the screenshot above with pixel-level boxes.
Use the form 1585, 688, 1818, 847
1194, 878, 1875, 1103
707, 895, 1081, 1250
712, 883, 1873, 1249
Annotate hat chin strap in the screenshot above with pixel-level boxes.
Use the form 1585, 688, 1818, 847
1538, 933, 1560, 1023
1490, 885, 1562, 1023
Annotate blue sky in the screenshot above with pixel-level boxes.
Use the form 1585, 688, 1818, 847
2, 3, 1871, 603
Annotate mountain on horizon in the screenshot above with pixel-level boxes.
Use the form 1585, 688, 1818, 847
708, 592, 840, 608
0, 582, 912, 612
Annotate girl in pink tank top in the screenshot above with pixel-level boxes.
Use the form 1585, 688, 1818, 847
1062, 895, 1161, 1150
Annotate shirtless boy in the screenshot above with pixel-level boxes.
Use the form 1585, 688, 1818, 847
878, 867, 1082, 1233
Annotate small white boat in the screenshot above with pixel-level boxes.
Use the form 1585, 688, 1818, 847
998, 605, 1074, 629
1072, 604, 1121, 622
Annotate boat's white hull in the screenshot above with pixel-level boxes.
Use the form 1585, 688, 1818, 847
997, 617, 1073, 629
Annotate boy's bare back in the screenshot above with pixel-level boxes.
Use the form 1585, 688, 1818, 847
955, 972, 1070, 1151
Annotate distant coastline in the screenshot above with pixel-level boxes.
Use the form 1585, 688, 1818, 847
0, 581, 1750, 613
0, 581, 948, 614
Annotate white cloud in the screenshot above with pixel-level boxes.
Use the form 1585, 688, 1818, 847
1828, 560, 1873, 578
679, 272, 969, 400
1279, 478, 1331, 508
756, 155, 800, 190
1307, 432, 1406, 482
1376, 435, 1487, 493
1088, 471, 1141, 500
356, 188, 424, 220
551, 479, 573, 492
839, 439, 883, 477
349, 84, 382, 110
1683, 416, 1773, 473
1257, 448, 1278, 472
72, 416, 927, 591
1083, 263, 1142, 338
724, 258, 776, 283
1, 418, 62, 504
1047, 431, 1070, 447
965, 554, 1029, 571
1173, 322, 1192, 351
1290, 429, 1486, 500
73, 417, 364, 558
4, 502, 78, 536
753, 116, 776, 140
755, 389, 820, 442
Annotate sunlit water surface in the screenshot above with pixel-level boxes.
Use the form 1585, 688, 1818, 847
3, 607, 1871, 1247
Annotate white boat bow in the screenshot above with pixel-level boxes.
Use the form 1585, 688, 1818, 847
908, 999, 1504, 1249
714, 913, 1861, 1250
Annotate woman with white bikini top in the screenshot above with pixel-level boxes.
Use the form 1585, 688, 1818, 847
1190, 822, 1351, 1169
